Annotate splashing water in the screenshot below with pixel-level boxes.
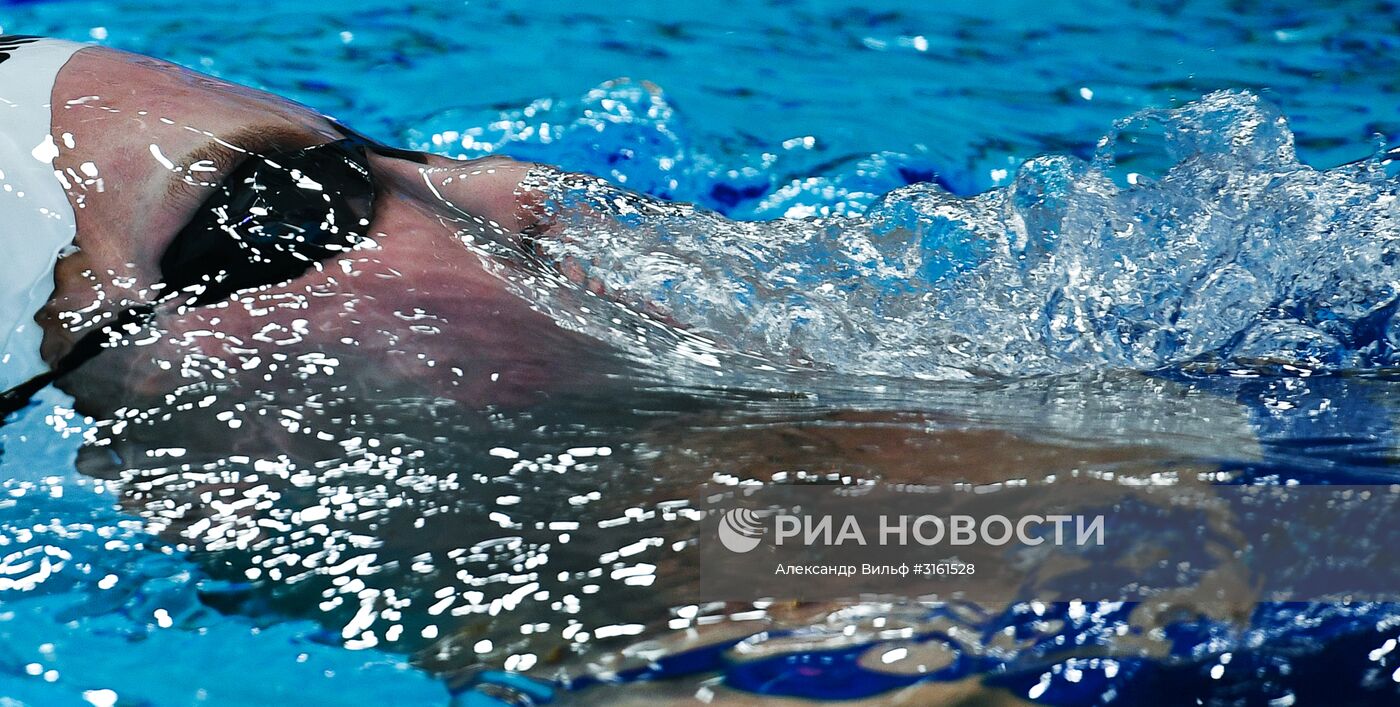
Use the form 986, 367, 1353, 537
4, 1, 1400, 702
524, 90, 1400, 379
1, 83, 1398, 707
30, 84, 1400, 707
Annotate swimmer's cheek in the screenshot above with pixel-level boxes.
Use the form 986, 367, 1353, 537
59, 298, 280, 416
60, 212, 626, 414
58, 335, 187, 417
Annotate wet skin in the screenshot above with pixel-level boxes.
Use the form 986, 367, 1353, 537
32, 45, 1257, 519
24, 45, 1263, 702
37, 45, 616, 412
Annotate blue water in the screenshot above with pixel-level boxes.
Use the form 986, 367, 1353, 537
6, 0, 1400, 704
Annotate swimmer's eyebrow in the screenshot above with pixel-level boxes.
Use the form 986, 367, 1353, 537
163, 123, 330, 200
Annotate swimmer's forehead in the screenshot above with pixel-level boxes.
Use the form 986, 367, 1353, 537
55, 45, 344, 161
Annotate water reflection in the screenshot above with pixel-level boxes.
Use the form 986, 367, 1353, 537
69, 342, 1400, 700
56, 92, 1400, 705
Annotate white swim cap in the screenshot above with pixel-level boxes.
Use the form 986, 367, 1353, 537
0, 37, 83, 392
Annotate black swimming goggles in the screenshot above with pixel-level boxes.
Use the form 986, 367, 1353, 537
1, 130, 419, 419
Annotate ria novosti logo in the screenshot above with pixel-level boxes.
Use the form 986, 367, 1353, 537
716, 508, 1107, 553
717, 508, 767, 553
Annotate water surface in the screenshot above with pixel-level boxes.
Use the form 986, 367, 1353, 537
4, 1, 1400, 704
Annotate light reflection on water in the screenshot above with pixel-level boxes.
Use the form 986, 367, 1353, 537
3, 0, 1400, 704
67, 332, 1400, 704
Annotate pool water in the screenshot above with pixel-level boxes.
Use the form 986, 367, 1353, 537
5, 0, 1400, 704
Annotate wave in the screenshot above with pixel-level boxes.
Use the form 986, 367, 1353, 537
422, 87, 1400, 380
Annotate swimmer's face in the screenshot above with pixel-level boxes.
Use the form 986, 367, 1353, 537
40, 46, 612, 411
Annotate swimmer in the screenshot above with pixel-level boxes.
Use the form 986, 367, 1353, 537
0, 37, 1261, 477
0, 41, 1276, 705
0, 36, 628, 417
